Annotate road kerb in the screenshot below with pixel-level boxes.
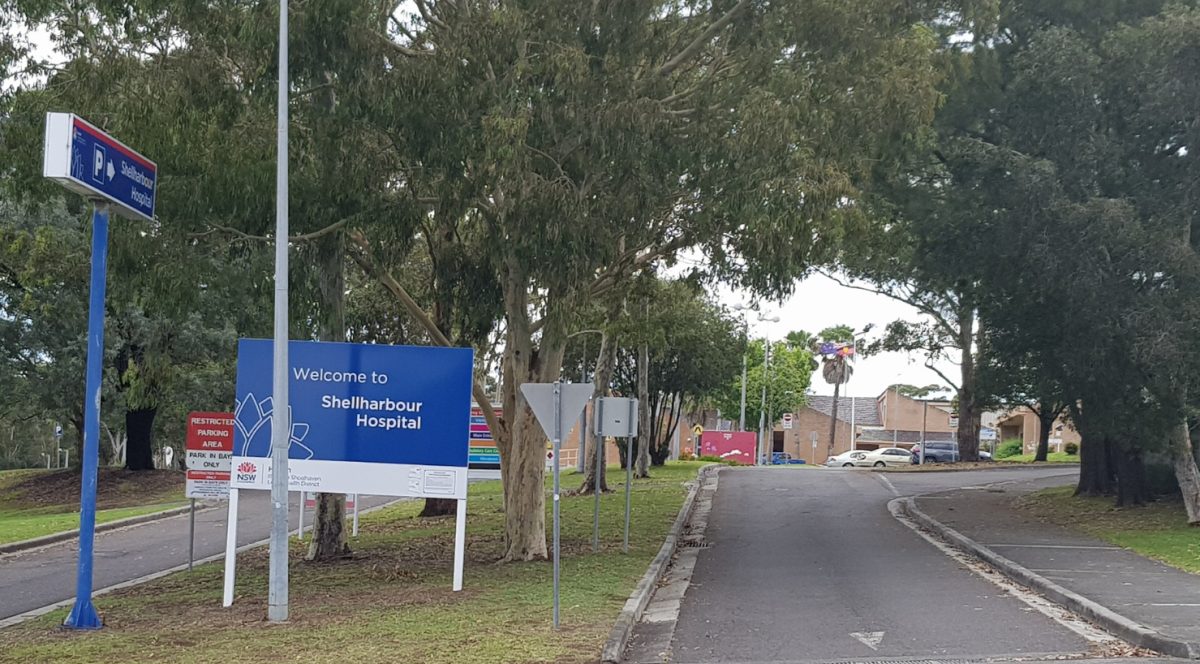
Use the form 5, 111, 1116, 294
0, 502, 215, 556
901, 496, 1200, 659
600, 463, 720, 664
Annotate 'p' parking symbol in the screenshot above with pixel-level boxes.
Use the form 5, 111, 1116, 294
92, 146, 106, 183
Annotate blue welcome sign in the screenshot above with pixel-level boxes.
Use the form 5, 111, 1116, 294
230, 339, 473, 498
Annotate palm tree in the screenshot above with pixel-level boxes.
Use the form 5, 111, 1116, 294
817, 342, 854, 456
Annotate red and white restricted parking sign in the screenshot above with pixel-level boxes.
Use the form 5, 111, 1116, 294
185, 411, 234, 499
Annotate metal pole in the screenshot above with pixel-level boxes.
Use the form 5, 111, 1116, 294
578, 339, 588, 473
188, 498, 196, 571
592, 397, 603, 552
63, 204, 108, 630
297, 492, 304, 539
267, 0, 291, 624
623, 399, 633, 553
920, 400, 927, 465
738, 350, 747, 431
757, 339, 769, 464
552, 382, 562, 629
352, 494, 359, 537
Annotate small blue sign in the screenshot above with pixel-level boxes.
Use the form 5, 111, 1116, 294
468, 453, 501, 464
44, 114, 157, 222
233, 340, 472, 469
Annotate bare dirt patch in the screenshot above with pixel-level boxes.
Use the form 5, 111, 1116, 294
1, 468, 183, 510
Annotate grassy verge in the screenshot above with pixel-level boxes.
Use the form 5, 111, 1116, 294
0, 503, 188, 545
997, 452, 1080, 463
0, 468, 187, 545
0, 461, 707, 664
1020, 486, 1199, 574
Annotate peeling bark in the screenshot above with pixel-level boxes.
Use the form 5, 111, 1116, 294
1169, 420, 1200, 525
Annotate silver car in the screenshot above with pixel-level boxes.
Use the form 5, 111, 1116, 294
825, 450, 868, 467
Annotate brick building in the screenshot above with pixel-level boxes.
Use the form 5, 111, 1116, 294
775, 389, 959, 465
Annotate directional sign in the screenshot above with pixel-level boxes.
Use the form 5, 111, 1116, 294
520, 383, 593, 442
43, 113, 157, 222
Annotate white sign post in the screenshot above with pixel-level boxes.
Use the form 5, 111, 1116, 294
520, 381, 593, 629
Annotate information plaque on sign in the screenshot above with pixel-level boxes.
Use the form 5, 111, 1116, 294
185, 412, 234, 499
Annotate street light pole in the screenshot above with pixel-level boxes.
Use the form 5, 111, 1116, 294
757, 338, 770, 464
738, 349, 747, 431
919, 399, 928, 465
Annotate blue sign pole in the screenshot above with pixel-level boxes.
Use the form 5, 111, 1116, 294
63, 204, 109, 630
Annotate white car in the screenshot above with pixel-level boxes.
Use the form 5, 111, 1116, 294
855, 447, 914, 467
825, 450, 868, 467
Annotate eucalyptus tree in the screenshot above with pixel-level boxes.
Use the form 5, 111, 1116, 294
352, 0, 977, 560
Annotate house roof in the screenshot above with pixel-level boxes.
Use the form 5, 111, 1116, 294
805, 395, 882, 427
857, 429, 957, 444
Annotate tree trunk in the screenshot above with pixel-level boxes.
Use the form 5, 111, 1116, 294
635, 332, 651, 478
1169, 420, 1200, 525
956, 311, 981, 461
1035, 409, 1053, 463
580, 306, 622, 495
1076, 424, 1114, 497
1114, 446, 1149, 507
827, 381, 840, 457
124, 407, 157, 471
420, 498, 457, 517
495, 256, 568, 561
308, 233, 350, 561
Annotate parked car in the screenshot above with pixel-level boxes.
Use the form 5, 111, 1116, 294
856, 447, 913, 467
825, 450, 867, 467
910, 443, 994, 464
910, 442, 959, 464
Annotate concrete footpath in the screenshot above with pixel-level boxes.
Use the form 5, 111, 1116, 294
912, 475, 1200, 658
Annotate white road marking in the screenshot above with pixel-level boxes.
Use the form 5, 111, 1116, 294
876, 474, 900, 497
850, 631, 885, 650
888, 498, 1118, 647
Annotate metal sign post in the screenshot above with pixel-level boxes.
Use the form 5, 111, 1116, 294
623, 398, 635, 553
520, 382, 593, 630
592, 397, 604, 552
593, 397, 637, 552
188, 498, 196, 571
43, 108, 159, 631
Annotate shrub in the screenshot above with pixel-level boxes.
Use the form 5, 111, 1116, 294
1064, 442, 1079, 456
996, 439, 1024, 459
679, 447, 696, 461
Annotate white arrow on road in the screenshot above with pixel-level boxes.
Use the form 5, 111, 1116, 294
850, 631, 885, 650
106, 160, 115, 181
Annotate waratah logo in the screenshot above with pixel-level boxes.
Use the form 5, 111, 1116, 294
236, 461, 258, 483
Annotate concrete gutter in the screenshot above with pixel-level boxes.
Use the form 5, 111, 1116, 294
901, 496, 1200, 659
600, 464, 720, 664
0, 502, 212, 556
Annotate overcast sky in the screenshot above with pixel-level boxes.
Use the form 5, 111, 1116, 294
707, 274, 958, 400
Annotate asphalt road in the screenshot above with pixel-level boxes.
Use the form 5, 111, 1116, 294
666, 466, 1100, 663
0, 492, 399, 622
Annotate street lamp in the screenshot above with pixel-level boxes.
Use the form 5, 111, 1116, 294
733, 305, 779, 433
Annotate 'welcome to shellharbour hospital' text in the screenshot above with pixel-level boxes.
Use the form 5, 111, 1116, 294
293, 366, 425, 431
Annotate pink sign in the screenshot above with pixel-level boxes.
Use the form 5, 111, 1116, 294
700, 431, 757, 465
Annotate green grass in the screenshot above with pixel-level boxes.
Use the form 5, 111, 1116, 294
0, 503, 188, 545
0, 468, 187, 545
1021, 486, 1200, 574
0, 461, 708, 664
996, 452, 1080, 464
